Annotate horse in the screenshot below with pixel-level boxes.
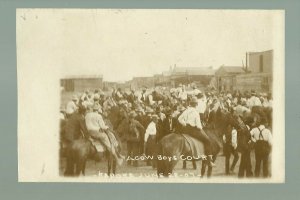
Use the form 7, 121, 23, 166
157, 103, 250, 178
60, 110, 122, 177
157, 125, 222, 178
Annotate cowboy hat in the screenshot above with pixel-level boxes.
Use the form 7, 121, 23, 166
94, 93, 100, 100
177, 104, 186, 112
135, 106, 144, 112
193, 89, 201, 95
164, 107, 172, 115
145, 107, 154, 113
189, 97, 198, 105
151, 114, 159, 120
93, 103, 101, 111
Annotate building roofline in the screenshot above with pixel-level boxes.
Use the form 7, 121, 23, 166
248, 49, 273, 54
62, 75, 103, 79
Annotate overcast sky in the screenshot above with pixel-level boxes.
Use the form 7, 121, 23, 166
18, 9, 283, 82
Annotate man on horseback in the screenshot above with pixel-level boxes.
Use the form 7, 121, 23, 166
178, 97, 215, 167
85, 103, 124, 166
63, 105, 89, 176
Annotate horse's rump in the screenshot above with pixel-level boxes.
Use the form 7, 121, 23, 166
159, 133, 206, 159
181, 134, 205, 159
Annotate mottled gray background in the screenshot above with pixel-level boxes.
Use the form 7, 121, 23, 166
0, 0, 300, 199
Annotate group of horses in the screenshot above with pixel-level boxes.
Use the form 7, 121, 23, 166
60, 97, 272, 178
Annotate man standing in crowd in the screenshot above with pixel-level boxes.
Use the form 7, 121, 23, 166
250, 117, 272, 177
138, 88, 148, 104
238, 116, 254, 178
115, 88, 124, 101
247, 90, 262, 109
223, 124, 239, 175
144, 115, 159, 168
178, 97, 215, 167
157, 107, 174, 142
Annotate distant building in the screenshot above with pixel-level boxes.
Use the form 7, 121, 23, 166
215, 66, 245, 92
60, 75, 103, 92
129, 76, 156, 89
103, 81, 118, 91
169, 66, 215, 88
247, 50, 273, 74
126, 66, 215, 89
235, 50, 273, 93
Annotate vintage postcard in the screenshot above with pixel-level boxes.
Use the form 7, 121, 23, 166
17, 9, 284, 183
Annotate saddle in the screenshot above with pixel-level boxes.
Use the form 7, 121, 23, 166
181, 134, 205, 159
88, 130, 120, 153
88, 137, 106, 153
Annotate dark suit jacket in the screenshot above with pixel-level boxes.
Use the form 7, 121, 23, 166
157, 116, 175, 142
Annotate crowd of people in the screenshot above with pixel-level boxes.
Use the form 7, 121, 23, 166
61, 83, 273, 178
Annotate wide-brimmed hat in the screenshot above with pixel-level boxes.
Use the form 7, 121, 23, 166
189, 97, 198, 105
93, 103, 101, 111
151, 114, 159, 120
194, 89, 201, 95
196, 92, 204, 98
241, 99, 247, 106
177, 105, 186, 112
227, 93, 232, 99
135, 106, 144, 112
145, 107, 154, 113
165, 107, 172, 115
94, 93, 100, 100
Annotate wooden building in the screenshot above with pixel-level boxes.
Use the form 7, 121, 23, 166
234, 50, 273, 93
60, 75, 103, 92
215, 66, 245, 92
170, 66, 215, 87
215, 50, 273, 93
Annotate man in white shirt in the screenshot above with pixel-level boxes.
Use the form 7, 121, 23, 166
223, 126, 239, 175
247, 91, 262, 109
250, 118, 272, 177
144, 115, 158, 143
85, 104, 124, 165
178, 97, 215, 167
178, 85, 188, 101
144, 115, 159, 168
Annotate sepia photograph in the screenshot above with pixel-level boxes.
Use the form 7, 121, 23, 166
17, 9, 284, 183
